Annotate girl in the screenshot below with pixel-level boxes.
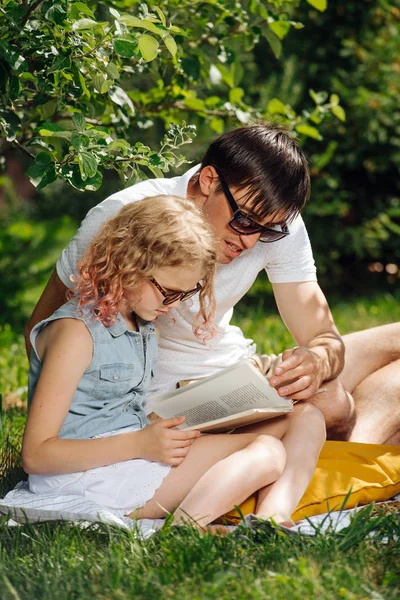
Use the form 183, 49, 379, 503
22, 195, 324, 530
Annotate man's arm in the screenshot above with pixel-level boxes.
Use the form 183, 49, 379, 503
24, 269, 68, 358
269, 280, 344, 400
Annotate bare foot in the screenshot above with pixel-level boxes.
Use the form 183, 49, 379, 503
203, 524, 230, 536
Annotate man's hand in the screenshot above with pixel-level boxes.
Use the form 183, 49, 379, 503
269, 346, 325, 400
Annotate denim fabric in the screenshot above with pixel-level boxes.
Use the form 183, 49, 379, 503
28, 298, 158, 439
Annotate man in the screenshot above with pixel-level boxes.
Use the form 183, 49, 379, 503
25, 125, 400, 444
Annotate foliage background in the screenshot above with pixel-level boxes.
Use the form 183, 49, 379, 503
1, 5, 400, 597
1, 0, 399, 388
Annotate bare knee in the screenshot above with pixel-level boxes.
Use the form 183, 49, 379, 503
291, 402, 327, 445
309, 378, 355, 441
247, 435, 286, 481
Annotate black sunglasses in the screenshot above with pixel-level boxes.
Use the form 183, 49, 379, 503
213, 167, 290, 243
150, 277, 202, 306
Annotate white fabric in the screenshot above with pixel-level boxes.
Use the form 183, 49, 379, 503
1, 484, 398, 539
56, 166, 317, 394
28, 427, 171, 516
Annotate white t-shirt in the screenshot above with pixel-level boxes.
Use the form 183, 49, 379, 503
57, 165, 317, 394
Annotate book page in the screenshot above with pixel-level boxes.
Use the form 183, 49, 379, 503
149, 361, 292, 429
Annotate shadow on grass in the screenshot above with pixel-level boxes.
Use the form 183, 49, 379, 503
0, 437, 26, 499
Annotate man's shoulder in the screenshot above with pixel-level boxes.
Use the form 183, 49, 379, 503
103, 164, 200, 206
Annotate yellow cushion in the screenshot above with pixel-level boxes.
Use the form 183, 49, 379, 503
220, 441, 400, 524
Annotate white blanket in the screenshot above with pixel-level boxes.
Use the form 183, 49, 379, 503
1, 482, 399, 538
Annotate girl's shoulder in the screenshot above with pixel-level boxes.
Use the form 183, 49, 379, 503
34, 302, 94, 362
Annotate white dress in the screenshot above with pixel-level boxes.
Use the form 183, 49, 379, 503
29, 426, 171, 517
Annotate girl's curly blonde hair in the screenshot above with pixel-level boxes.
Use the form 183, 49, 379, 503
72, 195, 217, 342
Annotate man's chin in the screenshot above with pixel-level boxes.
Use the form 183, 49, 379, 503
217, 251, 235, 264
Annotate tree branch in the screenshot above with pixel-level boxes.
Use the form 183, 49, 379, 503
21, 0, 45, 27
12, 138, 35, 159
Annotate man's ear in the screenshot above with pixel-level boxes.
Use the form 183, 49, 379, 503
198, 165, 217, 198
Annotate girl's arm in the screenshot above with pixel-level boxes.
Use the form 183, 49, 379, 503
22, 319, 199, 475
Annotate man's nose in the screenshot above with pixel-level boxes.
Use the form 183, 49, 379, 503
241, 232, 261, 249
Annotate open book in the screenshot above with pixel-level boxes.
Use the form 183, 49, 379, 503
148, 359, 293, 433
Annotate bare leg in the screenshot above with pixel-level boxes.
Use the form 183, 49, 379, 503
134, 432, 286, 528
340, 324, 400, 444
173, 435, 285, 527
347, 360, 400, 444
236, 403, 326, 520
305, 378, 355, 441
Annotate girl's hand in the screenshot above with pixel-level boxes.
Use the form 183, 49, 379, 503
138, 416, 200, 466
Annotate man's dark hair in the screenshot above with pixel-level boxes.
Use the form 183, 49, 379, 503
200, 124, 310, 223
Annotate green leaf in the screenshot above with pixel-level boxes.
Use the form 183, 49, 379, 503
73, 66, 90, 98
45, 3, 67, 24
332, 105, 346, 122
296, 124, 323, 140
0, 42, 25, 70
232, 61, 244, 87
61, 164, 103, 191
93, 75, 110, 94
108, 139, 131, 154
138, 35, 159, 62
147, 164, 164, 178
4, 2, 25, 24
105, 63, 120, 80
229, 87, 244, 104
209, 117, 224, 134
0, 109, 20, 142
164, 35, 177, 57
71, 134, 90, 150
217, 62, 244, 88
330, 94, 340, 106
263, 30, 282, 59
267, 98, 287, 115
70, 2, 95, 19
78, 151, 98, 180
205, 96, 222, 108
268, 21, 291, 40
40, 99, 58, 119
26, 152, 57, 189
9, 75, 21, 100
154, 6, 166, 26
26, 138, 56, 152
48, 54, 71, 74
113, 36, 138, 59
183, 97, 205, 111
72, 18, 100, 31
108, 87, 135, 115
84, 128, 110, 140
109, 7, 120, 19
37, 122, 72, 139
72, 113, 86, 132
309, 89, 328, 105
120, 15, 161, 36
306, 0, 327, 11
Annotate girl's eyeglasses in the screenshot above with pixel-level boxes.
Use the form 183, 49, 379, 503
214, 167, 290, 243
150, 277, 202, 306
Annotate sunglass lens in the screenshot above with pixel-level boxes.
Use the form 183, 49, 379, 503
231, 217, 260, 235
182, 289, 198, 301
259, 231, 285, 242
163, 293, 182, 306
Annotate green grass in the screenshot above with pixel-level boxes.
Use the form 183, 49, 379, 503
0, 509, 399, 599
1, 283, 400, 599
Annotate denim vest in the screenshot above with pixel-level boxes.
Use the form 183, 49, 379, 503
28, 298, 158, 440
